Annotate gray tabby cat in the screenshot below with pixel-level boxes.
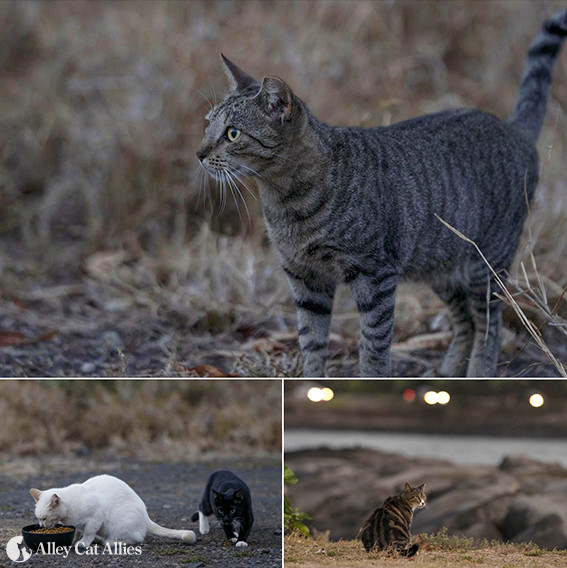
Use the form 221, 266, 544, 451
196, 11, 567, 377
360, 482, 426, 556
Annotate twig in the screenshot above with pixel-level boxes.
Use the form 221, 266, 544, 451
435, 214, 566, 377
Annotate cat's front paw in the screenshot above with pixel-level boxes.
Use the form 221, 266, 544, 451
198, 512, 210, 535
235, 541, 248, 547
230, 537, 238, 543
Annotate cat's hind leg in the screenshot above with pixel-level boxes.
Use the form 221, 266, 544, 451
466, 275, 502, 377
433, 286, 475, 377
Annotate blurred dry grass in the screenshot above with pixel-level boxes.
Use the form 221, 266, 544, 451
0, 380, 281, 456
284, 534, 567, 568
1, 0, 566, 375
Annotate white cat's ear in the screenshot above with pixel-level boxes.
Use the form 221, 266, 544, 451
221, 54, 259, 92
30, 488, 42, 502
404, 482, 412, 491
49, 494, 61, 509
259, 76, 293, 122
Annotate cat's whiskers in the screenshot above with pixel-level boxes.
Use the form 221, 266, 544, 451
197, 90, 213, 112
218, 170, 228, 214
224, 172, 244, 225
196, 162, 214, 214
225, 169, 252, 224
230, 167, 258, 200
237, 163, 264, 182
209, 79, 218, 107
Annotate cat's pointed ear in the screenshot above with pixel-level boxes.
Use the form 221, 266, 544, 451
30, 488, 42, 502
419, 483, 426, 490
259, 76, 293, 123
221, 54, 259, 92
49, 494, 61, 509
404, 482, 412, 491
233, 489, 243, 501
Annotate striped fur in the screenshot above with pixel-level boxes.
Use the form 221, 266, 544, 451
197, 12, 567, 377
360, 482, 426, 556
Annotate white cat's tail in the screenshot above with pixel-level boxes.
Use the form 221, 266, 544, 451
146, 520, 196, 543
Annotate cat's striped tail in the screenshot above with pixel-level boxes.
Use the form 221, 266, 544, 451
509, 10, 567, 141
147, 519, 196, 542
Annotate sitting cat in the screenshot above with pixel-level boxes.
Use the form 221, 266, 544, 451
30, 474, 196, 547
360, 482, 426, 556
191, 470, 254, 547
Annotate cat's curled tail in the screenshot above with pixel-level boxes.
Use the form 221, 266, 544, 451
147, 519, 196, 543
510, 10, 567, 141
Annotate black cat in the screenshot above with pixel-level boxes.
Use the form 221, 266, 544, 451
191, 470, 254, 547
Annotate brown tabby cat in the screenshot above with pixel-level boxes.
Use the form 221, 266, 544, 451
360, 482, 426, 556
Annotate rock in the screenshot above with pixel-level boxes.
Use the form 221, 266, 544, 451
286, 448, 567, 549
500, 495, 567, 549
499, 455, 564, 473
513, 513, 567, 550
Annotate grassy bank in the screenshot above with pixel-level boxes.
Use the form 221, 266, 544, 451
0, 380, 281, 457
284, 533, 567, 568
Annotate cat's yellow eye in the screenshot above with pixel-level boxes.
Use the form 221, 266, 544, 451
226, 127, 241, 142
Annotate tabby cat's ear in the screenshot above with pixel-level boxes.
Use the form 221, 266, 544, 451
259, 76, 293, 123
404, 482, 412, 491
30, 488, 42, 502
221, 54, 259, 92
419, 483, 426, 490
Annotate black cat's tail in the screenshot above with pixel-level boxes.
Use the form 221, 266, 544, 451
509, 10, 567, 142
191, 512, 199, 522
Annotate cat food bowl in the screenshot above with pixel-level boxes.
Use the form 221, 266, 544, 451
22, 524, 76, 552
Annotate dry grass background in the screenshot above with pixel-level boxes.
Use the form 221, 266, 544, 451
0, 380, 282, 457
1, 0, 566, 376
284, 534, 567, 568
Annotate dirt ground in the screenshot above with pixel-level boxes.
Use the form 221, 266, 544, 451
0, 275, 563, 378
284, 535, 567, 568
0, 454, 282, 567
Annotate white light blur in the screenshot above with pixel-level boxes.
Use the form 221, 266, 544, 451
321, 387, 334, 401
424, 391, 438, 405
307, 387, 324, 402
437, 391, 451, 405
529, 393, 544, 408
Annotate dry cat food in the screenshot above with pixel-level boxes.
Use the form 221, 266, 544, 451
29, 526, 73, 534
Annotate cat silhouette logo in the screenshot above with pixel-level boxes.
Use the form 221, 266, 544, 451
5, 536, 32, 563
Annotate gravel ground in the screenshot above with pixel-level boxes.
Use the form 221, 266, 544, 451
0, 283, 562, 377
0, 454, 282, 567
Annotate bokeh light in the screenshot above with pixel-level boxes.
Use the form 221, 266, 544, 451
423, 390, 451, 405
529, 393, 544, 408
321, 387, 334, 401
307, 387, 334, 402
437, 391, 451, 405
424, 391, 439, 405
402, 388, 416, 402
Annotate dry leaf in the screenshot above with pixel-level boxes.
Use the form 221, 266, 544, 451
0, 330, 27, 346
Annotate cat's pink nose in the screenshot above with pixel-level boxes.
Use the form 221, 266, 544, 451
196, 150, 206, 161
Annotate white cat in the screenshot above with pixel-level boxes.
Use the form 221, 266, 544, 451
30, 474, 196, 547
